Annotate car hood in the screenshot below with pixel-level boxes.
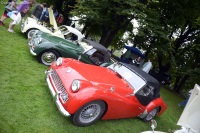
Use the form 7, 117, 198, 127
38, 32, 62, 43
54, 59, 134, 96
48, 8, 58, 30
38, 31, 79, 47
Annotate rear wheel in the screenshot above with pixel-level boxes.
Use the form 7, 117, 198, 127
26, 29, 39, 38
72, 100, 106, 127
143, 108, 159, 122
38, 50, 60, 66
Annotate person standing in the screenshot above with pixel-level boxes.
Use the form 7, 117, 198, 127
39, 5, 47, 21
141, 59, 153, 73
178, 89, 194, 107
131, 56, 142, 67
31, 3, 47, 20
7, 0, 33, 32
17, 0, 35, 18
0, 0, 18, 26
40, 5, 54, 24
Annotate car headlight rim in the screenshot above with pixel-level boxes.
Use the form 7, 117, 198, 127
56, 57, 63, 66
71, 79, 80, 92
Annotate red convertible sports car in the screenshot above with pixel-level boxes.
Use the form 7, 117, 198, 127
45, 58, 167, 126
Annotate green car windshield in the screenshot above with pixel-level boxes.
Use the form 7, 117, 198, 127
78, 40, 93, 52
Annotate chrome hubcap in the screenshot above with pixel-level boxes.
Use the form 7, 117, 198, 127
41, 52, 57, 65
146, 108, 157, 121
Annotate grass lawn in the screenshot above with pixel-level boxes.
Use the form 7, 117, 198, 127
0, 2, 185, 133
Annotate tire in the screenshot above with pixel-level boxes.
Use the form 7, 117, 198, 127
143, 107, 159, 122
38, 50, 60, 66
72, 100, 106, 127
26, 29, 39, 38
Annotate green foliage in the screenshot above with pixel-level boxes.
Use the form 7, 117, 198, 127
71, 0, 147, 47
36, 0, 54, 5
130, 0, 200, 92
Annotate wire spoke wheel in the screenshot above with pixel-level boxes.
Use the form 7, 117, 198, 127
72, 101, 106, 126
146, 108, 158, 121
79, 104, 101, 123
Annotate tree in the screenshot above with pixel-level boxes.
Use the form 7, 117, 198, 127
71, 0, 147, 47
133, 0, 200, 92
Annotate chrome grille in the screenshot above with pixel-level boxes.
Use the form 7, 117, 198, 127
50, 69, 68, 102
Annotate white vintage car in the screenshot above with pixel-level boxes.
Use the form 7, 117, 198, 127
21, 8, 84, 41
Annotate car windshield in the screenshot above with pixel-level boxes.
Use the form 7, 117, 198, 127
107, 63, 146, 91
78, 40, 93, 52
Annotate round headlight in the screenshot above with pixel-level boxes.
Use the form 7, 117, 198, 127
38, 37, 42, 44
71, 80, 80, 92
56, 57, 63, 66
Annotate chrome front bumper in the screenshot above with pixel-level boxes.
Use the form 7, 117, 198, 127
46, 70, 71, 117
30, 47, 37, 56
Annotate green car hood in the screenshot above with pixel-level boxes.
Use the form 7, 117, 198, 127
39, 32, 83, 51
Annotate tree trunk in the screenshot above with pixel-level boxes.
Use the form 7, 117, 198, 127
55, 0, 64, 14
174, 75, 189, 93
99, 15, 135, 48
173, 76, 181, 92
99, 26, 119, 48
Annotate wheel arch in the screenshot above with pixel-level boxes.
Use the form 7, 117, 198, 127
139, 97, 167, 119
67, 91, 109, 118
26, 28, 39, 38
37, 48, 62, 58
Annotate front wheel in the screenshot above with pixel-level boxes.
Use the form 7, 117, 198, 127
143, 108, 159, 122
38, 50, 60, 66
72, 100, 106, 127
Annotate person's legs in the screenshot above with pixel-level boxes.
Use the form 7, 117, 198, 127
0, 16, 7, 26
7, 21, 15, 33
0, 11, 8, 26
178, 95, 190, 107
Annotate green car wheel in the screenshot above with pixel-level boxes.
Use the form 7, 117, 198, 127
38, 50, 60, 66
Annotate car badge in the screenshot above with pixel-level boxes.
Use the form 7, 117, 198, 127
110, 87, 115, 92
66, 69, 72, 73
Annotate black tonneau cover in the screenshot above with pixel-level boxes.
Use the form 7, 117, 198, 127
84, 39, 111, 61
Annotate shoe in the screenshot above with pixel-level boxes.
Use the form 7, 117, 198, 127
0, 21, 5, 26
7, 29, 15, 33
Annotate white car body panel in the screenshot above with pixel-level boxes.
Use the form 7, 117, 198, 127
21, 8, 84, 41
175, 84, 200, 133
142, 131, 166, 133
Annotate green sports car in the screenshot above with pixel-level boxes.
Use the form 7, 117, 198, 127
29, 31, 111, 66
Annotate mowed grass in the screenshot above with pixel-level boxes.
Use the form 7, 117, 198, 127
0, 2, 185, 133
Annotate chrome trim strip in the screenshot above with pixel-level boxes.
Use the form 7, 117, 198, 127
46, 73, 71, 117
